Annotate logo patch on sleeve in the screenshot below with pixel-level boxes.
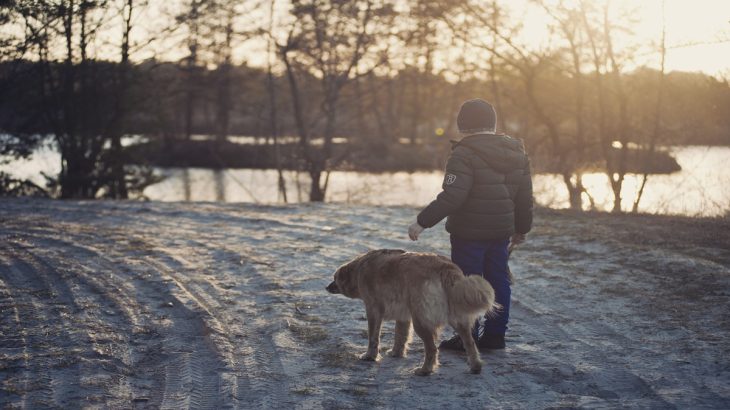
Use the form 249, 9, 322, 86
445, 174, 456, 185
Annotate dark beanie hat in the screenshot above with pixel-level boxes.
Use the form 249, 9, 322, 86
457, 98, 497, 133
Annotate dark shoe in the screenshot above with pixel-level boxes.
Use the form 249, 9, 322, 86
438, 334, 465, 351
477, 334, 505, 350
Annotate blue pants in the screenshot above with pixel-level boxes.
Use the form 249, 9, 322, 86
450, 235, 511, 338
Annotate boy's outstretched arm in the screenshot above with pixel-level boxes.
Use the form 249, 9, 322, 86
511, 157, 533, 247
409, 149, 473, 240
514, 158, 533, 234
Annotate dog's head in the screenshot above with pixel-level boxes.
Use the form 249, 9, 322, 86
326, 250, 405, 298
326, 260, 360, 299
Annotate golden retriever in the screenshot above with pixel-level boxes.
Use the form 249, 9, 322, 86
326, 249, 496, 376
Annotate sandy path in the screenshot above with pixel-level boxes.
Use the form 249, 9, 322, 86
0, 198, 728, 409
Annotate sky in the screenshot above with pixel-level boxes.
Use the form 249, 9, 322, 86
240, 0, 730, 78
514, 0, 730, 77
8, 0, 729, 78
650, 0, 730, 76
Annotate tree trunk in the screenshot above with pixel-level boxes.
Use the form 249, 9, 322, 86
267, 0, 287, 203
215, 6, 233, 143
633, 1, 666, 213
183, 0, 200, 141
610, 175, 623, 213
563, 173, 583, 210
309, 169, 325, 202
215, 63, 230, 142
603, 3, 629, 214
61, 148, 96, 198
108, 0, 134, 199
109, 135, 127, 198
409, 70, 422, 144
524, 71, 582, 210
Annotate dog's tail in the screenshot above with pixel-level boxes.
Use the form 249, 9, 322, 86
444, 273, 497, 317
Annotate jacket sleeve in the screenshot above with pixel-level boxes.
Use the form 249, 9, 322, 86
514, 158, 533, 234
416, 149, 473, 228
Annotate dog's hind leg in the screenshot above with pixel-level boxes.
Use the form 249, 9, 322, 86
360, 306, 383, 361
455, 322, 482, 374
413, 321, 438, 376
388, 320, 412, 358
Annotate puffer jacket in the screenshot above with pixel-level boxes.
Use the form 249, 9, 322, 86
416, 133, 533, 241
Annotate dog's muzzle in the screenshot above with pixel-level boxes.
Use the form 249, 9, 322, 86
326, 281, 340, 294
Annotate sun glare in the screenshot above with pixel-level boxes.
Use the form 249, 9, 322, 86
507, 0, 730, 77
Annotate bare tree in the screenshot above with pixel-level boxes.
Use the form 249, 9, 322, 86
265, 0, 288, 202
176, 0, 212, 140
580, 0, 638, 212
446, 1, 586, 209
538, 0, 603, 210
53, 0, 109, 197
213, 2, 234, 143
278, 0, 394, 201
632, 0, 666, 213
4, 0, 155, 199
402, 2, 436, 144
106, 0, 136, 199
208, 1, 260, 143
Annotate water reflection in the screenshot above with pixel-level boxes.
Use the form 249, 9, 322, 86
2, 143, 728, 217
144, 146, 729, 217
214, 170, 225, 202
531, 146, 730, 216
183, 169, 191, 202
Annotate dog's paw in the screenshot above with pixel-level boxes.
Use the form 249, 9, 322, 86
468, 358, 483, 374
359, 353, 380, 362
387, 349, 405, 358
414, 367, 433, 376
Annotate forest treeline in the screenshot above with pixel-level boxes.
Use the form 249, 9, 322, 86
1, 0, 729, 210
3, 61, 727, 145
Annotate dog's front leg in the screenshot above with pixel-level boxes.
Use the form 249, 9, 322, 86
360, 306, 383, 361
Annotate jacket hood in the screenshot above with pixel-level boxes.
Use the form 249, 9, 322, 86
453, 134, 528, 173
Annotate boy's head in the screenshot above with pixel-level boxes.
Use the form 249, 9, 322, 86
457, 99, 497, 134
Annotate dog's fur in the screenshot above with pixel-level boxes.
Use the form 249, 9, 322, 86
326, 249, 496, 376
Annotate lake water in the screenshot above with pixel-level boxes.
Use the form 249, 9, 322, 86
3, 143, 729, 217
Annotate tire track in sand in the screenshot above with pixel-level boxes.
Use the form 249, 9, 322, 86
0, 240, 88, 408
18, 226, 236, 409
125, 210, 306, 407
0, 272, 30, 409
6, 230, 171, 408
135, 231, 295, 408
11, 234, 145, 407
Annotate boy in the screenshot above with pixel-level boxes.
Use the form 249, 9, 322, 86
408, 98, 533, 350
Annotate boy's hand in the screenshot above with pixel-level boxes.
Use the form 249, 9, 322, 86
408, 222, 425, 241
509, 233, 526, 251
